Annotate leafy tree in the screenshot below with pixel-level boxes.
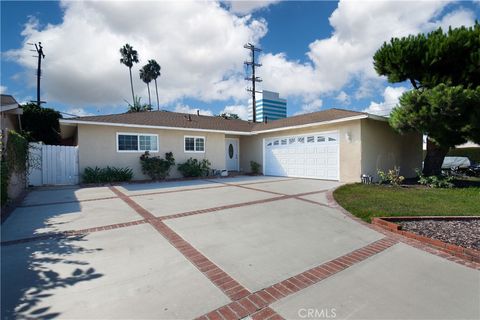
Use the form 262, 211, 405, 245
139, 64, 153, 107
119, 44, 139, 105
126, 97, 152, 113
373, 23, 480, 175
147, 59, 161, 110
218, 112, 240, 120
21, 103, 62, 144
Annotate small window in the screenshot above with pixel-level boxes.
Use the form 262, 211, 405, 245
328, 137, 336, 141
273, 140, 280, 146
297, 137, 305, 143
281, 139, 287, 145
317, 136, 325, 142
117, 133, 158, 152
184, 136, 205, 152
307, 136, 315, 143
289, 138, 295, 144
267, 142, 272, 147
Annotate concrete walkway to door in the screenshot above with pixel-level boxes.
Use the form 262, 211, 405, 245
1, 176, 479, 319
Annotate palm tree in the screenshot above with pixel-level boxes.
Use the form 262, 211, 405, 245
139, 65, 153, 107
126, 97, 152, 113
119, 44, 139, 105
146, 59, 161, 110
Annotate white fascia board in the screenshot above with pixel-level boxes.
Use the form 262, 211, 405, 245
251, 115, 370, 134
59, 119, 252, 135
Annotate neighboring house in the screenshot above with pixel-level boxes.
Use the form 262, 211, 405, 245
0, 94, 23, 148
59, 108, 422, 183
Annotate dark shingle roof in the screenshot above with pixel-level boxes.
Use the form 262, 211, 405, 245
68, 111, 255, 132
63, 108, 371, 133
0, 94, 18, 106
252, 108, 366, 131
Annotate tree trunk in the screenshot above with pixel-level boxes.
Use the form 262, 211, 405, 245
423, 138, 449, 176
154, 79, 160, 111
129, 67, 135, 105
147, 82, 151, 108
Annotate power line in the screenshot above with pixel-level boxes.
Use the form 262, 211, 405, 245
244, 43, 262, 122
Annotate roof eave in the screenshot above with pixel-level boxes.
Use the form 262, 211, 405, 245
59, 119, 252, 135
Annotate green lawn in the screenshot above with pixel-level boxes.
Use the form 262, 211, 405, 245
333, 184, 480, 222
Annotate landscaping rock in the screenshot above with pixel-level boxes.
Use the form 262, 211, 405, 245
398, 219, 480, 250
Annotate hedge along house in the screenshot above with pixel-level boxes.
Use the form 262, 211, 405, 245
59, 108, 423, 183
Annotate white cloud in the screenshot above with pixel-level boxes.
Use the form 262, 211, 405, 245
226, 0, 280, 15
335, 91, 350, 105
363, 86, 408, 116
260, 0, 475, 106
221, 104, 248, 119
64, 107, 94, 117
174, 103, 213, 116
6, 1, 267, 108
295, 98, 323, 115
0, 86, 7, 94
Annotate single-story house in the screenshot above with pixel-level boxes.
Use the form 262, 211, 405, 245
59, 108, 422, 183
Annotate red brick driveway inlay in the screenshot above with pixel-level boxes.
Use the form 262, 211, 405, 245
197, 237, 397, 320
0, 219, 147, 246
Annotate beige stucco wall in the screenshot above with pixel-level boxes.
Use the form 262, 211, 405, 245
240, 120, 363, 183
360, 119, 422, 180
77, 124, 226, 180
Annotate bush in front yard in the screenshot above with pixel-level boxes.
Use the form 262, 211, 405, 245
250, 161, 261, 175
416, 169, 454, 188
377, 166, 404, 186
82, 166, 133, 183
177, 158, 211, 177
140, 151, 175, 180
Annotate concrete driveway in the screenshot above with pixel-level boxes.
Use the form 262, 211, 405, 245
1, 176, 479, 319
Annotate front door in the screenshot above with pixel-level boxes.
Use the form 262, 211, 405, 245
225, 138, 239, 171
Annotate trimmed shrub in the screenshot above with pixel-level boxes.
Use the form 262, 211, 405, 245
140, 151, 175, 180
82, 166, 133, 183
377, 166, 404, 186
416, 169, 454, 188
177, 158, 211, 177
250, 161, 261, 175
1, 130, 29, 205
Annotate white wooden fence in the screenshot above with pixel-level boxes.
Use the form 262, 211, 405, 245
28, 143, 79, 186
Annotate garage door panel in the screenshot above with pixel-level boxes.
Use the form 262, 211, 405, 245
264, 132, 339, 180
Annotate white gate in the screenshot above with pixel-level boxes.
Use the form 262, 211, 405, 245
28, 142, 79, 186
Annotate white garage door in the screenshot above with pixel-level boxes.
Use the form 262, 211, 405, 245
264, 132, 339, 180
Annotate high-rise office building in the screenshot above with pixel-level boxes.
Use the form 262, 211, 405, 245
248, 90, 287, 122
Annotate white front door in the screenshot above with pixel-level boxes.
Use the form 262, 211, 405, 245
264, 132, 339, 180
225, 138, 239, 171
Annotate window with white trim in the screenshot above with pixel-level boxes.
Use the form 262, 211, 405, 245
117, 133, 158, 152
184, 136, 205, 152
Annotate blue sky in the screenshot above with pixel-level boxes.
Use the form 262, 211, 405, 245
1, 1, 479, 119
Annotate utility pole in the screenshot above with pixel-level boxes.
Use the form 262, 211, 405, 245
28, 42, 46, 107
244, 43, 262, 122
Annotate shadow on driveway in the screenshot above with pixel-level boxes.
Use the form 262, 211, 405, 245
1, 234, 103, 319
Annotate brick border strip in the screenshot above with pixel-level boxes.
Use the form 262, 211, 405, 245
325, 188, 480, 270
372, 217, 480, 263
0, 219, 147, 246
109, 186, 254, 302
196, 237, 397, 320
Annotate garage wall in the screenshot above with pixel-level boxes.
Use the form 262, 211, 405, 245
240, 120, 362, 183
77, 124, 226, 180
360, 119, 422, 180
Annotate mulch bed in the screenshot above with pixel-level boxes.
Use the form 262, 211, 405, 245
397, 219, 480, 250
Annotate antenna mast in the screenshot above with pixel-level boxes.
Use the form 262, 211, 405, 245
28, 42, 46, 107
244, 43, 262, 122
